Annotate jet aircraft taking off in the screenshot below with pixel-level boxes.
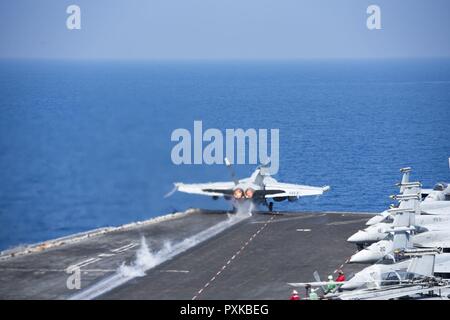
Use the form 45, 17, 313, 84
169, 159, 330, 212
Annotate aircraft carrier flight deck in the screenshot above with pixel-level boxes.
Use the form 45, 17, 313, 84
0, 209, 373, 300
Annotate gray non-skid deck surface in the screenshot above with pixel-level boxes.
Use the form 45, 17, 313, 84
99, 211, 369, 299
0, 210, 371, 300
0, 211, 227, 299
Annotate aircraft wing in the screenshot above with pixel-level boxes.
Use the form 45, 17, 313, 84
435, 255, 450, 274
263, 182, 330, 198
415, 240, 450, 248
421, 202, 450, 215
174, 181, 236, 197
421, 188, 433, 197
413, 229, 450, 249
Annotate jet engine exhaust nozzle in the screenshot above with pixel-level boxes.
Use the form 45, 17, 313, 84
233, 188, 244, 199
245, 188, 254, 199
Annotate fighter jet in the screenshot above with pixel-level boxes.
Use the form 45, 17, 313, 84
349, 171, 450, 248
367, 167, 450, 226
169, 158, 330, 212
341, 227, 450, 292
338, 250, 450, 299
348, 214, 450, 245
349, 197, 450, 263
366, 201, 450, 227
348, 184, 450, 245
424, 182, 450, 202
289, 247, 450, 299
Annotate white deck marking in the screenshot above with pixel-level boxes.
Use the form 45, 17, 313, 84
326, 218, 368, 226
110, 243, 135, 252
81, 269, 116, 272
296, 228, 311, 232
160, 270, 190, 273
250, 214, 325, 224
192, 215, 276, 300
68, 242, 138, 271
0, 267, 115, 273
111, 243, 138, 253
73, 258, 97, 267
76, 258, 102, 268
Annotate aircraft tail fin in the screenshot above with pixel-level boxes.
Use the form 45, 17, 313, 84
224, 158, 239, 185
248, 158, 274, 183
407, 255, 435, 278
392, 210, 415, 228
399, 167, 411, 193
392, 232, 411, 251
389, 194, 420, 227
313, 271, 321, 282
390, 196, 417, 250
312, 271, 327, 296
257, 158, 272, 176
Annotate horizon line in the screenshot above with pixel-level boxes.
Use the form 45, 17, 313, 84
1, 56, 450, 62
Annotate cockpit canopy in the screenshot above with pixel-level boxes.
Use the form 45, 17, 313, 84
380, 270, 428, 286
433, 183, 448, 191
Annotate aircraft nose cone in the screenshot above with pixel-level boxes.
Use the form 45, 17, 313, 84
349, 249, 378, 264
340, 283, 350, 290
347, 230, 367, 243
366, 215, 384, 226
340, 279, 359, 290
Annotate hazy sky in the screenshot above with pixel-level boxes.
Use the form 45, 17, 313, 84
1, 0, 449, 60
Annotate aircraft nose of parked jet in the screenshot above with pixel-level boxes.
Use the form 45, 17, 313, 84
347, 230, 367, 243
340, 279, 360, 290
349, 249, 378, 263
366, 215, 384, 226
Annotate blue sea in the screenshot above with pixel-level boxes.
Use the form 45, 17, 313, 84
0, 59, 449, 250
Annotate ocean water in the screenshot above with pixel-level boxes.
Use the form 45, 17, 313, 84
0, 59, 449, 250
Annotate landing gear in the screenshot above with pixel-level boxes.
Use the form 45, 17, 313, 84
268, 202, 273, 212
